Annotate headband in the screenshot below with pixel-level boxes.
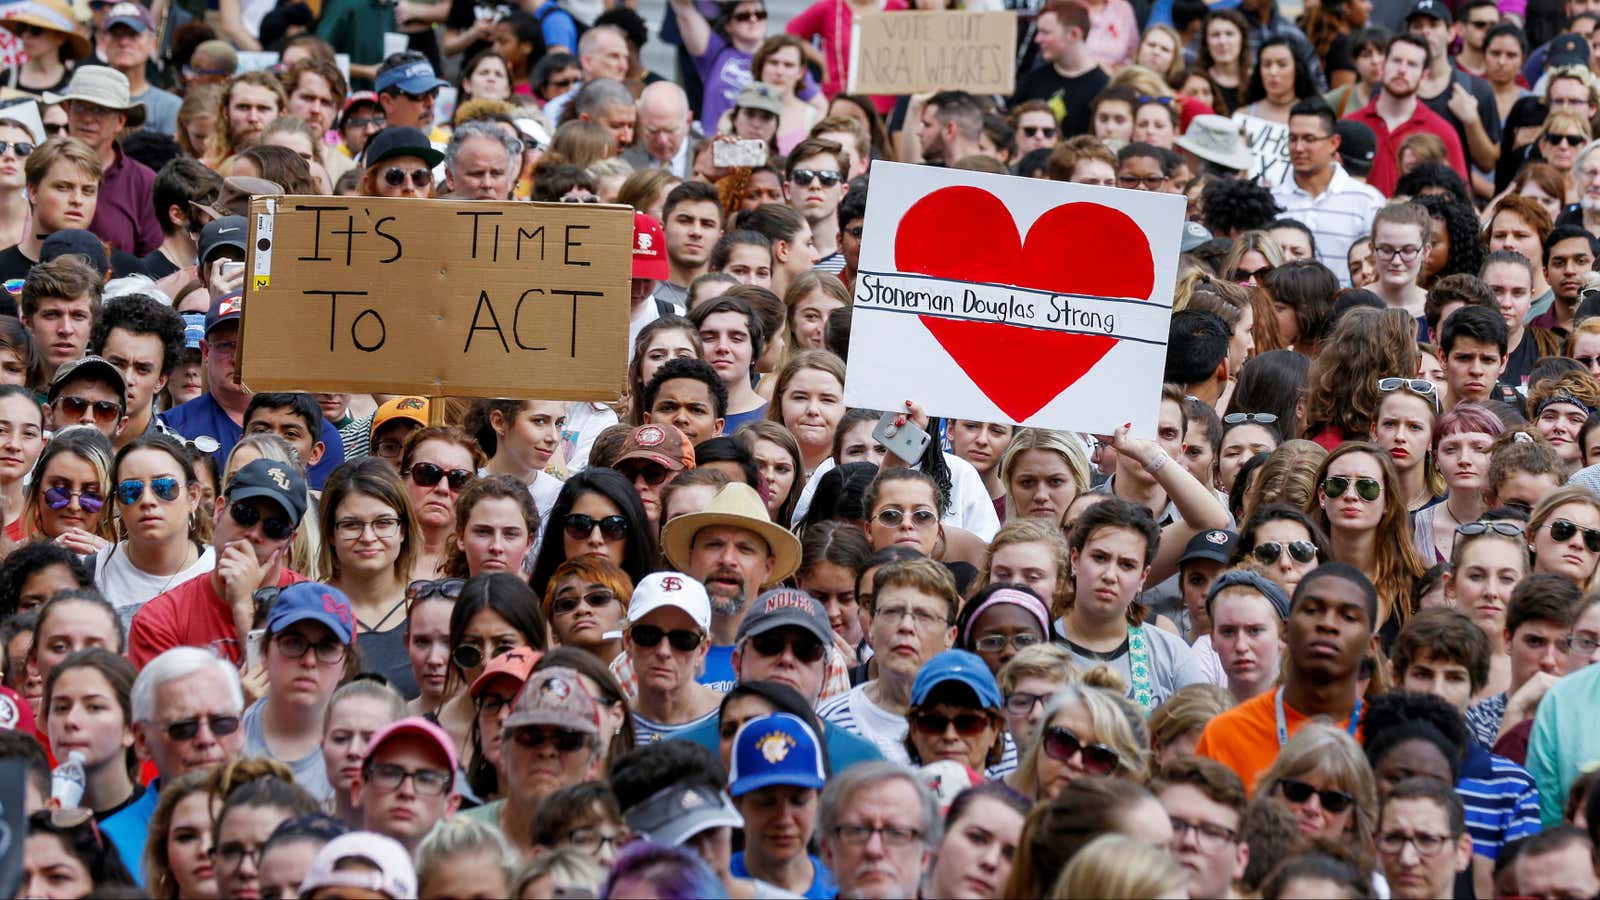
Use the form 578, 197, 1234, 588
1204, 569, 1291, 622
961, 588, 1051, 646
1535, 391, 1596, 420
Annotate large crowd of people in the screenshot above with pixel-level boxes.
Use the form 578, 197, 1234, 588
2, 0, 1600, 896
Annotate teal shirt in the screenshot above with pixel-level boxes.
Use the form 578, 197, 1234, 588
1528, 661, 1600, 826
316, 0, 395, 83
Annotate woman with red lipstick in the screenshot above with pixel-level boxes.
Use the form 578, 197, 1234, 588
398, 427, 484, 582
1413, 403, 1504, 565
1311, 442, 1428, 640
43, 648, 137, 817
1442, 520, 1527, 700
443, 476, 538, 579
144, 769, 222, 899
24, 426, 111, 553
1528, 486, 1600, 590
1370, 378, 1444, 512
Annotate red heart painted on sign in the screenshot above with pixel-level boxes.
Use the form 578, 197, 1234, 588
893, 186, 1156, 423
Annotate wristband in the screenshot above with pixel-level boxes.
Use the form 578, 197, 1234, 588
1143, 449, 1169, 475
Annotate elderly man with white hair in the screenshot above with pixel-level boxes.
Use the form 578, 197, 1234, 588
445, 120, 520, 200
624, 82, 695, 179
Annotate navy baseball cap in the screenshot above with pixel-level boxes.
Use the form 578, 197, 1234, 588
728, 713, 827, 798
911, 649, 1002, 710
198, 215, 248, 268
735, 588, 833, 647
105, 2, 154, 32
1550, 33, 1591, 69
1180, 529, 1238, 566
374, 59, 447, 96
363, 125, 444, 169
227, 457, 309, 525
39, 229, 110, 279
265, 582, 355, 644
1406, 0, 1451, 24
205, 290, 242, 334
1335, 119, 1377, 164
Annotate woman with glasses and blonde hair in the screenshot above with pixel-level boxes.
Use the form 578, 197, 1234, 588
1528, 485, 1600, 589
1539, 110, 1591, 181
1310, 441, 1428, 638
998, 428, 1090, 528
24, 425, 112, 554
1257, 722, 1380, 876
1006, 681, 1151, 802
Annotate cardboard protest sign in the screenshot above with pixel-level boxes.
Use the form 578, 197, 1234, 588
843, 162, 1182, 437
1235, 113, 1291, 187
848, 11, 1016, 96
241, 196, 633, 400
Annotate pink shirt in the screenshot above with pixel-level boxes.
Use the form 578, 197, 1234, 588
787, 0, 909, 112
1085, 0, 1139, 70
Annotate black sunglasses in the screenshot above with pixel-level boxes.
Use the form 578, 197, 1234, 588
510, 726, 589, 752
748, 630, 825, 663
731, 8, 767, 20
565, 513, 628, 542
630, 623, 703, 652
618, 461, 671, 486
1550, 518, 1600, 553
551, 589, 618, 616
1322, 475, 1382, 502
912, 709, 992, 737
405, 461, 474, 491
164, 714, 241, 741
1547, 133, 1587, 147
1253, 540, 1318, 565
1043, 725, 1120, 775
451, 641, 512, 672
1277, 778, 1355, 813
230, 501, 294, 540
790, 168, 842, 188
383, 166, 431, 188
0, 141, 33, 157
1021, 125, 1056, 138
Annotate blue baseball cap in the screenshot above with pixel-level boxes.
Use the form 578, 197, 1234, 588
265, 581, 354, 644
181, 312, 205, 350
728, 713, 826, 798
912, 649, 1003, 710
374, 59, 448, 96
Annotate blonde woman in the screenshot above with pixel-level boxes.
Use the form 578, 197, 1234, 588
1241, 439, 1328, 522
1050, 833, 1188, 899
999, 429, 1091, 526
1007, 683, 1151, 801
975, 517, 1072, 618
1528, 485, 1600, 590
1148, 682, 1234, 766
1257, 722, 1379, 877
1135, 25, 1185, 82
1222, 230, 1287, 288
997, 643, 1077, 756
1538, 110, 1591, 180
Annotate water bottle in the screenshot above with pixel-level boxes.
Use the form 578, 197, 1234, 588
49, 751, 86, 810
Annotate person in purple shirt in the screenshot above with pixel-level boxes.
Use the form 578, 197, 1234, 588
47, 67, 162, 257
669, 0, 817, 135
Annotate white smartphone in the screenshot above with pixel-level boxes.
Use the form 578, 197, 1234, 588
872, 410, 931, 465
713, 139, 768, 168
245, 628, 265, 671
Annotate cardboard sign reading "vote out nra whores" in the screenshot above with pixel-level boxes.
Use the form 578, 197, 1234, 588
239, 196, 633, 400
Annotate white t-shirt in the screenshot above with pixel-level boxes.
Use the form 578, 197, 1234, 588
94, 542, 216, 630
563, 402, 618, 473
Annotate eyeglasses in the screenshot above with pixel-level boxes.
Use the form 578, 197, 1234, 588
116, 476, 181, 506
874, 604, 950, 629
1021, 125, 1056, 138
56, 395, 121, 424
1116, 174, 1168, 189
0, 141, 34, 157
230, 500, 294, 540
1377, 829, 1453, 857
974, 632, 1043, 653
1222, 412, 1278, 425
272, 630, 347, 664
405, 461, 474, 491
1562, 633, 1600, 654
629, 623, 704, 652
407, 578, 464, 604
1275, 778, 1355, 813
1456, 521, 1524, 538
1042, 725, 1121, 775
383, 166, 432, 189
1005, 690, 1053, 715
566, 826, 629, 855
214, 841, 261, 870
451, 640, 514, 672
565, 512, 628, 542
163, 713, 242, 741
477, 691, 516, 717
832, 823, 922, 848
561, 192, 599, 203
1377, 376, 1441, 410
1236, 264, 1274, 283
731, 8, 767, 21
345, 115, 386, 130
1374, 244, 1424, 261
510, 725, 590, 752
363, 762, 452, 796
1253, 540, 1318, 565
1549, 517, 1600, 552
790, 169, 843, 188
912, 709, 994, 736
1546, 132, 1587, 147
42, 123, 65, 136
874, 508, 938, 528
748, 630, 826, 663
1170, 817, 1239, 850
618, 461, 671, 486
43, 486, 104, 513
334, 515, 401, 541
1286, 132, 1333, 146
552, 589, 619, 616
1322, 475, 1382, 502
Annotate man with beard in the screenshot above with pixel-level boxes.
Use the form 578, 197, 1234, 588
916, 91, 982, 166
1347, 34, 1467, 195
1454, 0, 1503, 77
660, 482, 801, 691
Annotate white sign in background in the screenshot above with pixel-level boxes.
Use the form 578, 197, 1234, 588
843, 162, 1184, 438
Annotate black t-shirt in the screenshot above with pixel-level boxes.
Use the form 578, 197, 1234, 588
1500, 328, 1539, 389
1420, 69, 1503, 161
446, 0, 517, 65
140, 249, 179, 280
1326, 32, 1355, 78
0, 245, 33, 286
1012, 63, 1109, 139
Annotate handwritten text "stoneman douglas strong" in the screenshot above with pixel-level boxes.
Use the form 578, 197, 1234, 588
856, 273, 1118, 334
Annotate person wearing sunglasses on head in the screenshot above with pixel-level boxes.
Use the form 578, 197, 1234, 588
46, 355, 126, 445
128, 457, 309, 669
90, 438, 208, 627
1311, 441, 1428, 638
396, 425, 483, 581
1371, 376, 1444, 512
623, 572, 722, 745
360, 125, 441, 200
353, 717, 461, 853
1527, 484, 1600, 590
24, 425, 112, 556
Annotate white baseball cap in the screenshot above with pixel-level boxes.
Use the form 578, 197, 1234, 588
626, 571, 712, 632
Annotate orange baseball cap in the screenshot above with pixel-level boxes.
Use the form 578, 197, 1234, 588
469, 646, 542, 700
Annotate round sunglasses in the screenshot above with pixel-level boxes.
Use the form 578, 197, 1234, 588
1252, 540, 1318, 565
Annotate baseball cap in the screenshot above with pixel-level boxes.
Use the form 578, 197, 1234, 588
615, 423, 695, 471
198, 215, 248, 268
1179, 529, 1238, 566
1334, 119, 1377, 165
297, 831, 416, 900
226, 457, 309, 526
362, 715, 459, 773
626, 572, 712, 632
375, 59, 448, 96
632, 212, 669, 281
370, 396, 430, 434
1550, 33, 1592, 69
0, 685, 36, 736
625, 783, 744, 846
735, 82, 783, 116
205, 290, 242, 335
1406, 0, 1451, 24
337, 91, 381, 129
728, 713, 827, 797
264, 582, 355, 644
911, 649, 1003, 710
47, 355, 126, 406
502, 665, 601, 736
1180, 221, 1213, 253
192, 176, 282, 221
735, 587, 833, 648
364, 125, 444, 170
105, 2, 154, 32
39, 230, 110, 279
181, 312, 205, 350
469, 646, 541, 700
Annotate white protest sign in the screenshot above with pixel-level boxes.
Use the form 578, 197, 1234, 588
1234, 113, 1291, 186
843, 162, 1182, 437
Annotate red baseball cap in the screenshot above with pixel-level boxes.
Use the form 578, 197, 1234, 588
632, 212, 669, 281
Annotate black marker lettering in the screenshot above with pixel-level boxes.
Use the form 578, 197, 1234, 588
297, 204, 347, 262
455, 210, 503, 259
517, 225, 545, 261
552, 289, 604, 356
511, 289, 547, 351
373, 216, 402, 263
463, 290, 509, 353
303, 289, 368, 351
332, 214, 368, 267
351, 308, 386, 352
563, 224, 590, 266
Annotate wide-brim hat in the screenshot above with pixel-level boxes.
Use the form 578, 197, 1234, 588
660, 482, 801, 583
0, 0, 90, 61
44, 66, 145, 128
1175, 114, 1252, 173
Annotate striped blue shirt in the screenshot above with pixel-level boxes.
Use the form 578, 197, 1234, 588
1458, 740, 1542, 860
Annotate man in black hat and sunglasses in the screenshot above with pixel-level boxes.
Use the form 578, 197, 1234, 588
129, 458, 310, 668
46, 355, 127, 440
361, 125, 442, 199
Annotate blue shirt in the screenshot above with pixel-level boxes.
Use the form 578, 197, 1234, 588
162, 393, 346, 489
699, 644, 736, 693
731, 851, 836, 899
102, 781, 158, 886
1458, 740, 1542, 859
676, 712, 884, 774
531, 0, 578, 51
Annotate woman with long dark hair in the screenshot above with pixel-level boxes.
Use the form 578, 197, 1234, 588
1239, 35, 1315, 127
528, 468, 656, 596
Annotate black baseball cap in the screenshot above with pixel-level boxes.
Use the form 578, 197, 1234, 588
1180, 529, 1239, 566
198, 216, 248, 268
39, 229, 110, 279
1335, 119, 1377, 164
227, 457, 308, 525
1406, 0, 1452, 25
364, 126, 444, 169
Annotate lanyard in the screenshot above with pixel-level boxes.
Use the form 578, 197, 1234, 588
1274, 687, 1362, 747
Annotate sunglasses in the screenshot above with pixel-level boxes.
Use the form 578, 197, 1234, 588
230, 500, 294, 540
164, 714, 241, 741
561, 193, 599, 203
1457, 520, 1524, 538
1253, 540, 1318, 565
547, 76, 578, 90
912, 709, 993, 737
874, 508, 937, 528
790, 168, 842, 188
565, 512, 628, 542
56, 395, 120, 424
1021, 125, 1056, 138
1236, 264, 1274, 282
19, 25, 49, 36
0, 141, 33, 157
1276, 778, 1355, 814
748, 630, 825, 663
618, 461, 671, 486
405, 461, 473, 491
551, 589, 618, 616
1322, 475, 1382, 502
510, 725, 589, 752
451, 641, 513, 672
1550, 517, 1600, 552
42, 123, 66, 136
403, 90, 439, 103
383, 166, 432, 189
629, 623, 703, 652
1223, 412, 1278, 425
732, 8, 767, 20
1042, 725, 1120, 775
345, 115, 386, 130
406, 578, 465, 603
43, 486, 104, 513
1547, 133, 1587, 147
1376, 376, 1440, 410
116, 476, 181, 507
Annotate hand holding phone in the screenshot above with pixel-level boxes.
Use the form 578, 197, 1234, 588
873, 410, 931, 464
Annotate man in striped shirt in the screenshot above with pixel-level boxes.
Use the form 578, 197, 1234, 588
1272, 97, 1385, 285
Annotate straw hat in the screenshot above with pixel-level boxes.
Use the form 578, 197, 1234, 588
44, 66, 146, 128
0, 0, 90, 61
660, 483, 802, 583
